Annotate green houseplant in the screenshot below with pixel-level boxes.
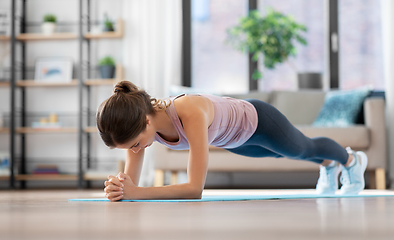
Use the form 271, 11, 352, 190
103, 14, 115, 32
42, 14, 57, 35
226, 9, 307, 80
98, 56, 116, 79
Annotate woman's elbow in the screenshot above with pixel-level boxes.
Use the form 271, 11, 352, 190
187, 185, 203, 199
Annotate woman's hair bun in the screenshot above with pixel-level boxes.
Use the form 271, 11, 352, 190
113, 80, 139, 94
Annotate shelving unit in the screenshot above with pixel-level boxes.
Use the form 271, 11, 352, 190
81, 11, 124, 184
0, 4, 12, 185
8, 0, 125, 188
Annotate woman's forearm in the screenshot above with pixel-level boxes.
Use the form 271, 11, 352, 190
130, 183, 203, 200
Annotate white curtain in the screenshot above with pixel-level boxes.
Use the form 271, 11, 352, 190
122, 0, 182, 186
381, 0, 394, 189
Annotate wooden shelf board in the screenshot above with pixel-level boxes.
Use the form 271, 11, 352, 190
0, 176, 10, 181
84, 19, 124, 39
84, 127, 98, 133
0, 35, 10, 40
0, 128, 10, 134
16, 80, 78, 87
16, 33, 78, 41
84, 79, 118, 86
84, 32, 123, 39
15, 174, 78, 181
0, 81, 10, 87
83, 175, 108, 181
16, 127, 78, 134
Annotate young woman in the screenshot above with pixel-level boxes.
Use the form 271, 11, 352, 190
98, 81, 368, 201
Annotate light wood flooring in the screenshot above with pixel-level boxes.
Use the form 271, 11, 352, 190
0, 189, 393, 240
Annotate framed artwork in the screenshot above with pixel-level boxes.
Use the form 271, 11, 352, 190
34, 57, 73, 83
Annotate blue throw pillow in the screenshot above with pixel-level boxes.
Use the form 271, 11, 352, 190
313, 86, 372, 127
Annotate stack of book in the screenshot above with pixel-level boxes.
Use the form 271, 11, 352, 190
33, 164, 59, 175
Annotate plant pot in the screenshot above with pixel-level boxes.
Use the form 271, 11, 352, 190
99, 65, 115, 79
298, 72, 322, 89
41, 22, 56, 35
103, 25, 114, 32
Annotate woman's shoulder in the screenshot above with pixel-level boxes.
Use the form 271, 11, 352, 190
173, 94, 214, 120
173, 94, 209, 108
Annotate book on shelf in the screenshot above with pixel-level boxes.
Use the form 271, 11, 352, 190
33, 164, 59, 175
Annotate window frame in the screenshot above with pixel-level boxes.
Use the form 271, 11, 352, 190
182, 0, 339, 90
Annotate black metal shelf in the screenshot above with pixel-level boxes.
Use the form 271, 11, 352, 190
8, 0, 123, 189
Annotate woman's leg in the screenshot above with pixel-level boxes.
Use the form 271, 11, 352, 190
227, 99, 349, 165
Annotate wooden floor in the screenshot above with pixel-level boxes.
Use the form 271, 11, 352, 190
0, 189, 394, 240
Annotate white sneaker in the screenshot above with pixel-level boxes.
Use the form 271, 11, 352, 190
339, 147, 368, 195
316, 162, 341, 195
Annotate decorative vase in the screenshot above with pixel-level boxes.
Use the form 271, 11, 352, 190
41, 22, 56, 35
99, 65, 115, 79
298, 72, 323, 89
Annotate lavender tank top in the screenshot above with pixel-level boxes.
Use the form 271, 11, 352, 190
154, 94, 258, 150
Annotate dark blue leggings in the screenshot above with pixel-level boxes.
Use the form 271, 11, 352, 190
226, 99, 349, 165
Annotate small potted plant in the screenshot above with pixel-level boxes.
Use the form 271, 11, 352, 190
227, 9, 314, 88
42, 14, 57, 35
103, 13, 115, 32
98, 56, 116, 79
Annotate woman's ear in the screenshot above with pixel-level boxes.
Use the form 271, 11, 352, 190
146, 115, 151, 125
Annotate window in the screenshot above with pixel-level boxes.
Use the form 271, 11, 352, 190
191, 0, 248, 94
339, 0, 384, 90
257, 0, 325, 91
187, 0, 385, 92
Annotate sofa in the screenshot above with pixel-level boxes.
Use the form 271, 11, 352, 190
153, 90, 387, 189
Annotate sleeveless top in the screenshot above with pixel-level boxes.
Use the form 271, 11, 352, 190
154, 94, 258, 150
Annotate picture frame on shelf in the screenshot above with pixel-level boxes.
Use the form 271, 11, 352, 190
34, 57, 73, 83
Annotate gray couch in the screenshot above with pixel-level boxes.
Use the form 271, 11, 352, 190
153, 90, 387, 189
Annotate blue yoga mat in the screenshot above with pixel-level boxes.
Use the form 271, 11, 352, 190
69, 190, 394, 202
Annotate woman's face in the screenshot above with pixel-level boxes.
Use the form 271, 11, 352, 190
116, 116, 156, 153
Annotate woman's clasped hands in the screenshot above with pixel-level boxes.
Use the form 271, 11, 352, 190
104, 172, 136, 202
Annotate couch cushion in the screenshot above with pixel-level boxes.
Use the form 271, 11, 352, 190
296, 125, 370, 149
269, 91, 326, 125
313, 86, 371, 127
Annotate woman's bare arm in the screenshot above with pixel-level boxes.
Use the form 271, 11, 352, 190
124, 149, 145, 186
120, 96, 213, 199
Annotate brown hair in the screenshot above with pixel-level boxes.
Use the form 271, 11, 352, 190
96, 80, 169, 148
